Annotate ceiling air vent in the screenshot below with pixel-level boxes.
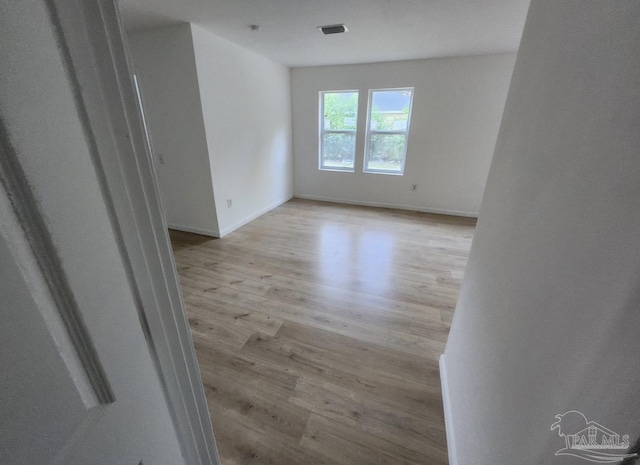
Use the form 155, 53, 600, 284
319, 24, 348, 35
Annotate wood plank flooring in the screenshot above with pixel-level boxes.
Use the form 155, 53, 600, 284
169, 199, 476, 465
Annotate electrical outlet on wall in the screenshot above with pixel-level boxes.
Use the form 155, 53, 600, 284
411, 184, 417, 191
227, 199, 232, 208
157, 153, 165, 165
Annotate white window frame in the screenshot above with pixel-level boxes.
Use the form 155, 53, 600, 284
363, 87, 414, 176
319, 90, 359, 172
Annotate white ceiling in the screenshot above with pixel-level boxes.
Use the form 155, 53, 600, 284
118, 0, 530, 67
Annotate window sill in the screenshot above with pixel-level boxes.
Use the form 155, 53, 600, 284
319, 168, 355, 173
363, 170, 404, 176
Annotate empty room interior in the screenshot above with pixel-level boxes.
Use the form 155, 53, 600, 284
116, 0, 640, 463
119, 0, 525, 463
3, 0, 637, 464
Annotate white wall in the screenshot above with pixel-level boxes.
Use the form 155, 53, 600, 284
190, 25, 293, 236
291, 54, 516, 216
442, 1, 640, 464
128, 24, 219, 236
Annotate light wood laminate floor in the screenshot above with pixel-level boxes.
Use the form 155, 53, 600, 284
170, 199, 476, 465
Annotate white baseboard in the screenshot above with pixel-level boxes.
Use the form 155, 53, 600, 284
440, 354, 459, 465
293, 194, 478, 218
218, 194, 293, 237
167, 223, 219, 238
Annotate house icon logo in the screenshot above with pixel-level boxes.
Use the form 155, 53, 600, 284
551, 411, 637, 463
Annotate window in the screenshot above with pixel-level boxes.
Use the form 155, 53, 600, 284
319, 90, 359, 171
364, 88, 414, 175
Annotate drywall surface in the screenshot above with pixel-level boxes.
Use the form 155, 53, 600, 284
191, 25, 293, 236
443, 1, 640, 464
128, 24, 219, 236
291, 54, 516, 216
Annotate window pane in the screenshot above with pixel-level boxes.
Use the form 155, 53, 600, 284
323, 92, 358, 130
366, 133, 405, 172
322, 133, 356, 170
369, 90, 412, 131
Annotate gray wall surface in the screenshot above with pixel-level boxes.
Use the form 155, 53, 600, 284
443, 0, 640, 463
